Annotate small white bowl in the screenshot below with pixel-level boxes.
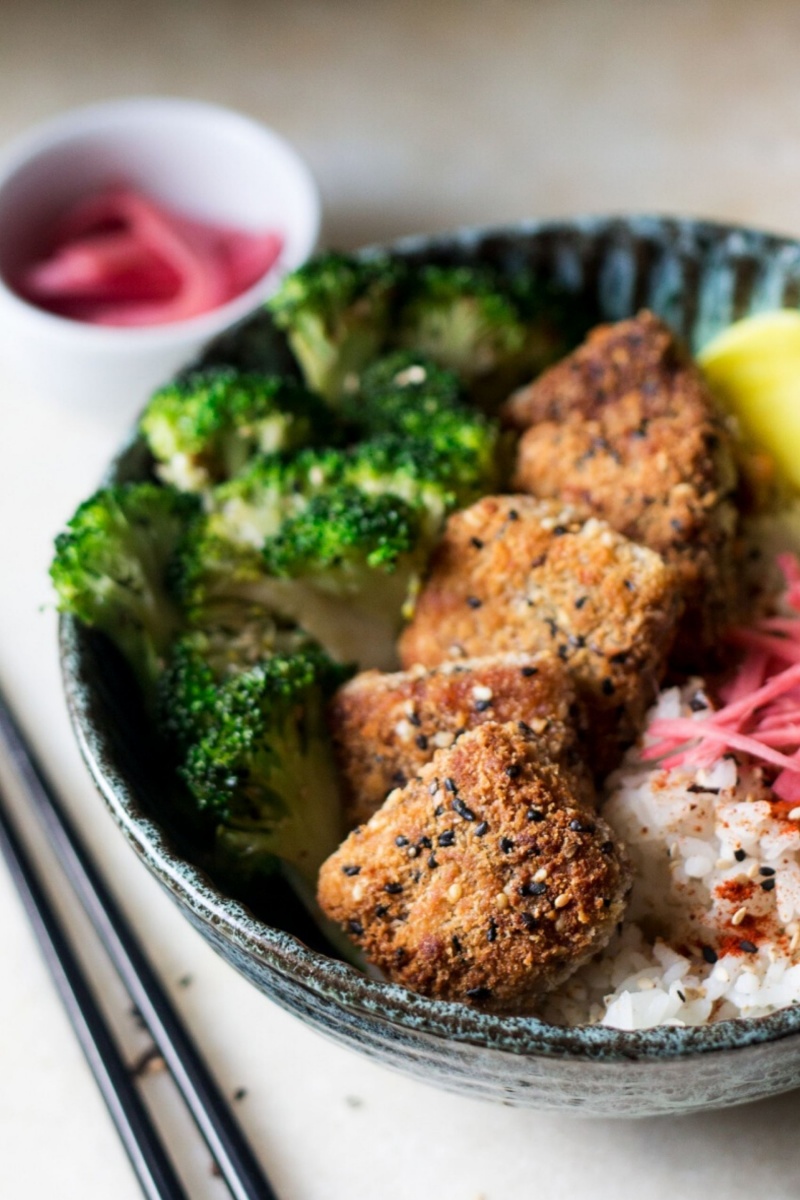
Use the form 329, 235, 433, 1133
0, 97, 320, 420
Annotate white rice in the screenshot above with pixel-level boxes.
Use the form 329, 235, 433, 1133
543, 684, 800, 1030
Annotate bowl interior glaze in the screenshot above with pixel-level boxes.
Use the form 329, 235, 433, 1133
60, 216, 800, 1116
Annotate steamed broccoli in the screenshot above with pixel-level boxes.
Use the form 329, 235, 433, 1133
267, 252, 405, 403
393, 264, 572, 407
50, 483, 199, 699
181, 648, 351, 888
140, 367, 334, 491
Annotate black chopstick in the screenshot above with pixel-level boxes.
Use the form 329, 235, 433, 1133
0, 683, 277, 1200
0, 783, 190, 1200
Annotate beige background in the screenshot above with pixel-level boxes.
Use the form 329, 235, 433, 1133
3, 1, 800, 1196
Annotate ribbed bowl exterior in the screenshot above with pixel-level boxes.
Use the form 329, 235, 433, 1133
60, 216, 800, 1116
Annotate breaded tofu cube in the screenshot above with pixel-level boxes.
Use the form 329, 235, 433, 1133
329, 650, 592, 828
397, 495, 683, 775
503, 310, 739, 659
317, 722, 631, 1012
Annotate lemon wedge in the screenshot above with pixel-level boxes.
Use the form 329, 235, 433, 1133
698, 310, 800, 490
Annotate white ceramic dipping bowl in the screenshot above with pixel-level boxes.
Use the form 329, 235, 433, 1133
0, 96, 320, 420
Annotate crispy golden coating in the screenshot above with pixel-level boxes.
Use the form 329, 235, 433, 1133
398, 495, 683, 775
503, 311, 739, 659
317, 722, 631, 1012
329, 651, 592, 828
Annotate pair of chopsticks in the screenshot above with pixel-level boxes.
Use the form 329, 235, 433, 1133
0, 682, 278, 1200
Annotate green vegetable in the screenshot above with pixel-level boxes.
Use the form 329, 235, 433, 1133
267, 252, 405, 403
50, 483, 199, 700
140, 367, 333, 490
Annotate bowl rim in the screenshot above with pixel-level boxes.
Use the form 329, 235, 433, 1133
59, 213, 800, 1064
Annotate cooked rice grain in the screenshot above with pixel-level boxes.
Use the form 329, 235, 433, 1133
543, 685, 800, 1029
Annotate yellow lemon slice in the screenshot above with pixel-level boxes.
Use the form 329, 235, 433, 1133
699, 309, 800, 490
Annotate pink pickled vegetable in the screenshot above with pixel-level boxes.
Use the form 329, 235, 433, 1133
645, 555, 800, 793
16, 187, 283, 326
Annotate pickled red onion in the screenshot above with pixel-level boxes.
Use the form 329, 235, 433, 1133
17, 187, 283, 326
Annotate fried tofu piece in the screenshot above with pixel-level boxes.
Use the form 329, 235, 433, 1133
503, 311, 739, 659
318, 722, 631, 1012
398, 495, 683, 774
329, 651, 592, 828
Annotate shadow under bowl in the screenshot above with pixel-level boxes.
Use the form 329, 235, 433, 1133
60, 215, 800, 1117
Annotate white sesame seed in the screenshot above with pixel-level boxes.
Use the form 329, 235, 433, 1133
529, 717, 548, 735
638, 978, 656, 990
747, 862, 761, 879
533, 868, 548, 883
554, 893, 571, 909
472, 685, 493, 701
494, 892, 510, 910
789, 807, 800, 821
447, 883, 463, 903
352, 884, 364, 902
599, 530, 616, 548
407, 846, 419, 859
540, 516, 555, 531
732, 906, 748, 926
394, 720, 413, 741
432, 731, 454, 749
394, 365, 427, 386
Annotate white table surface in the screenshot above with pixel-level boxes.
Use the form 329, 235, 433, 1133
4, 1, 800, 1196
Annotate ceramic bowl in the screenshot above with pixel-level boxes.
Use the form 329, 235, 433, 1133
60, 215, 800, 1117
0, 97, 319, 421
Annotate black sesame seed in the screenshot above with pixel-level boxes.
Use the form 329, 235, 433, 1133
520, 665, 538, 677
575, 595, 588, 609
348, 920, 364, 936
600, 840, 615, 855
740, 940, 758, 954
374, 904, 388, 917
452, 796, 476, 821
601, 678, 615, 696
505, 764, 521, 779
508, 509, 519, 521
395, 835, 409, 847
466, 986, 492, 1000
518, 720, 533, 735
418, 835, 432, 849
233, 1087, 248, 1102
531, 553, 547, 569
527, 808, 545, 822
520, 881, 547, 897
474, 821, 489, 837
434, 804, 445, 817
428, 779, 440, 795
474, 698, 492, 712
500, 837, 515, 853
470, 536, 484, 549
342, 864, 361, 876
609, 651, 628, 665
677, 990, 686, 1002
466, 596, 483, 609
761, 877, 776, 892
688, 693, 708, 712
487, 919, 497, 943
623, 579, 635, 591
408, 711, 422, 727
451, 935, 462, 954
557, 645, 568, 661
734, 848, 747, 862
444, 777, 458, 793
391, 770, 408, 787
438, 830, 456, 847
428, 854, 438, 869
569, 819, 596, 834
520, 912, 538, 931
553, 525, 568, 536
415, 733, 429, 750
384, 882, 403, 894
395, 948, 407, 965
701, 945, 718, 964
759, 866, 776, 876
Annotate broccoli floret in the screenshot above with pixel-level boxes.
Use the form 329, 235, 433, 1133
393, 264, 571, 408
170, 517, 272, 627
140, 367, 334, 491
262, 485, 422, 591
267, 252, 405, 403
181, 649, 351, 888
207, 446, 349, 547
50, 483, 199, 699
157, 611, 315, 751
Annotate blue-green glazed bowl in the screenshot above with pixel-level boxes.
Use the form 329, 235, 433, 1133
60, 216, 800, 1117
